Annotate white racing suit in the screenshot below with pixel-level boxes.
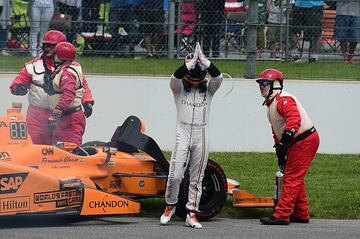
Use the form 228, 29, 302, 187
165, 72, 223, 212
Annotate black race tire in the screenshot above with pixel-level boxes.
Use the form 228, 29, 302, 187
175, 159, 228, 221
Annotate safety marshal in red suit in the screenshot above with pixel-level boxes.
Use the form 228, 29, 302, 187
10, 30, 94, 145
47, 42, 86, 146
257, 69, 320, 225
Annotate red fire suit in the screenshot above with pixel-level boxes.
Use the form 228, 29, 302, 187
9, 55, 94, 145
265, 91, 320, 222
50, 62, 86, 146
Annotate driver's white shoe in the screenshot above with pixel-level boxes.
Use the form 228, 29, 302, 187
185, 213, 202, 229
160, 206, 176, 225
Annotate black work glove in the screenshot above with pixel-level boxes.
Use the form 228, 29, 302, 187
274, 130, 294, 169
13, 84, 28, 96
48, 106, 63, 130
83, 102, 93, 118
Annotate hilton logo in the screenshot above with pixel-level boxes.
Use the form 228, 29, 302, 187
0, 197, 30, 213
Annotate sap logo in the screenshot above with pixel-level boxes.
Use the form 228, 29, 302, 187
0, 173, 29, 194
0, 121, 7, 127
42, 148, 54, 156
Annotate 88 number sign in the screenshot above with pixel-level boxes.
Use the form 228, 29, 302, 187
9, 122, 27, 139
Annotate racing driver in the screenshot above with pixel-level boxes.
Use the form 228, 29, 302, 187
10, 30, 94, 145
256, 68, 320, 225
160, 43, 223, 229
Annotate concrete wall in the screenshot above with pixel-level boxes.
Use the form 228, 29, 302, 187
1, 74, 359, 154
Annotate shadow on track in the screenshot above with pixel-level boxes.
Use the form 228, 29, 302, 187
0, 214, 137, 229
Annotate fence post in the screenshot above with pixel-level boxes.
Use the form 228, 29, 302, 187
245, 0, 258, 78
168, 0, 176, 58
285, 0, 291, 61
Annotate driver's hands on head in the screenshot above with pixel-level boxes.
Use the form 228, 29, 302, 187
185, 43, 200, 71
198, 43, 211, 69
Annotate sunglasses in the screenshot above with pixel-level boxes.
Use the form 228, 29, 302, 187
258, 80, 271, 87
43, 44, 56, 49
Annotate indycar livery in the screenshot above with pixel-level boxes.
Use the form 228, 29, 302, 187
0, 102, 229, 220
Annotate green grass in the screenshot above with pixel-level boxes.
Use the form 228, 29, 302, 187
1, 55, 360, 80
139, 152, 360, 219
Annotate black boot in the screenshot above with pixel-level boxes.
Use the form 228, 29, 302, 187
260, 216, 289, 225
290, 215, 309, 223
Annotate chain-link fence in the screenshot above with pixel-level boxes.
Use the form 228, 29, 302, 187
0, 1, 359, 65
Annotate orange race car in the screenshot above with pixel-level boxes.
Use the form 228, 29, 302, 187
0, 102, 231, 220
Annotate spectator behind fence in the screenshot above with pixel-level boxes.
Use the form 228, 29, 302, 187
242, 0, 266, 58
290, 0, 325, 62
82, 0, 101, 33
266, 0, 291, 58
56, 0, 81, 43
28, 0, 55, 57
109, 0, 140, 57
224, 0, 247, 50
333, 0, 360, 64
325, 0, 336, 10
0, 0, 11, 56
198, 0, 225, 57
139, 0, 164, 57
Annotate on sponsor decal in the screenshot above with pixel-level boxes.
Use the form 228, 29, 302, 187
51, 165, 70, 169
0, 152, 11, 161
42, 148, 54, 156
41, 158, 62, 164
34, 189, 83, 204
181, 99, 207, 107
109, 180, 121, 189
62, 156, 80, 163
41, 156, 81, 164
60, 178, 83, 189
0, 173, 28, 194
88, 200, 129, 209
0, 196, 30, 213
55, 196, 82, 208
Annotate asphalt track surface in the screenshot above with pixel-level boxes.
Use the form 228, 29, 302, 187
0, 215, 359, 239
